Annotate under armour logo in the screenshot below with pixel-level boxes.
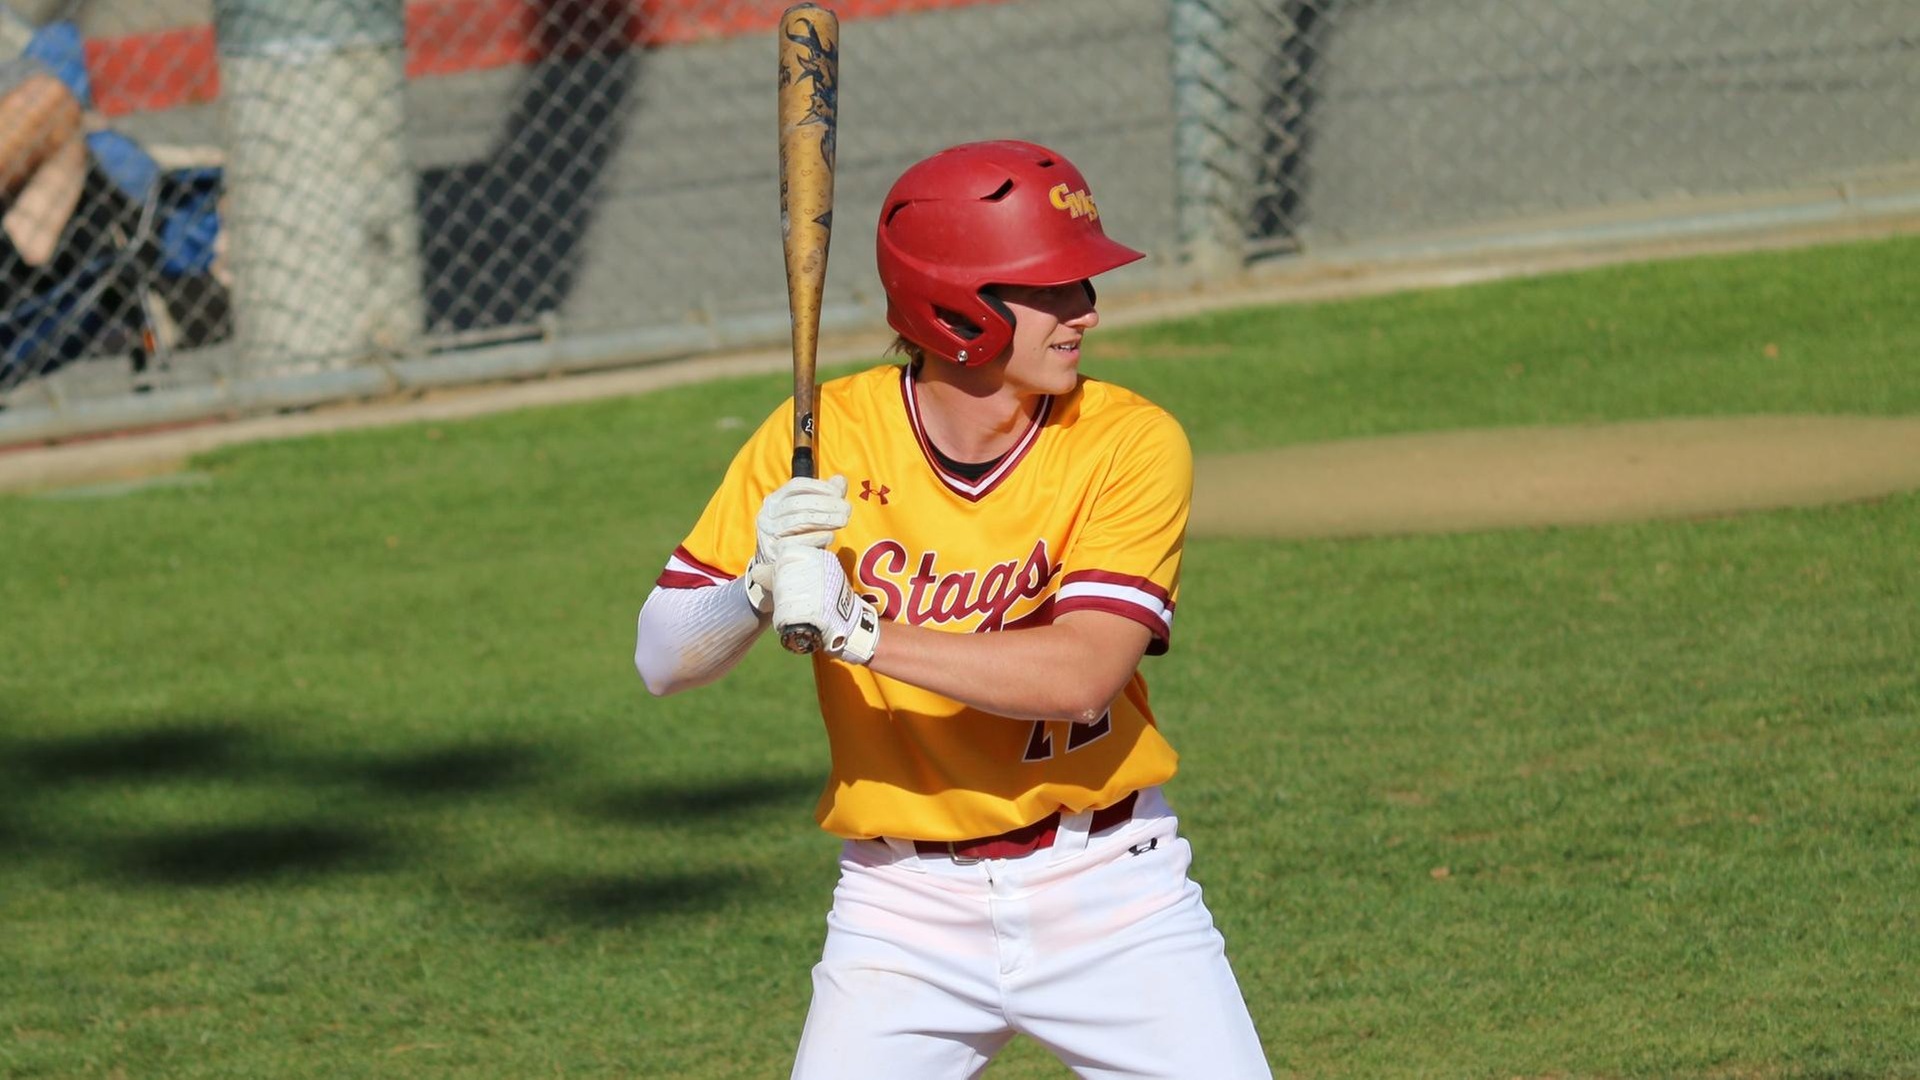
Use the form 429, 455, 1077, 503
860, 480, 890, 504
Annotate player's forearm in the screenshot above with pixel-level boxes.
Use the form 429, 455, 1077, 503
867, 618, 1147, 724
634, 577, 768, 696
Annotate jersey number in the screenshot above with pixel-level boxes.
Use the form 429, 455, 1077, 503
1022, 711, 1112, 763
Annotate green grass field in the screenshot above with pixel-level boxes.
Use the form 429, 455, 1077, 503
3, 236, 1916, 1078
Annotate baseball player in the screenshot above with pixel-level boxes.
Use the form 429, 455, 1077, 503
635, 140, 1269, 1079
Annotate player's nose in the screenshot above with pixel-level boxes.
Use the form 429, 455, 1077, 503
1062, 286, 1099, 328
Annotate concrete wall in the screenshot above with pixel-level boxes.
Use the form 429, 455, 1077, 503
1299, 0, 1919, 245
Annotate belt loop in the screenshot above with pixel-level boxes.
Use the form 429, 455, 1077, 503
1048, 808, 1094, 865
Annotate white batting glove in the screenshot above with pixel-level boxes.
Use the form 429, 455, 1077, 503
774, 546, 881, 666
745, 475, 851, 614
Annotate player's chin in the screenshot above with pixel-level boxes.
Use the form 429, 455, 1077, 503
1033, 368, 1080, 395
1006, 347, 1081, 395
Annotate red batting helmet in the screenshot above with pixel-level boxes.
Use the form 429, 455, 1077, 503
875, 140, 1145, 366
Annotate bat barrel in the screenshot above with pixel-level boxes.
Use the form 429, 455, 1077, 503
776, 4, 838, 655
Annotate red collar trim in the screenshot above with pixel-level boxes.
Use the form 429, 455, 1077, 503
899, 367, 1051, 502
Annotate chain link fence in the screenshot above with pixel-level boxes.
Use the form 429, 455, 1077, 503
2, 0, 1914, 442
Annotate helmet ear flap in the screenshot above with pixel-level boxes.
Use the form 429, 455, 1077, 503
949, 303, 1013, 367
951, 291, 1015, 366
921, 292, 1015, 367
980, 290, 1016, 335
933, 305, 984, 341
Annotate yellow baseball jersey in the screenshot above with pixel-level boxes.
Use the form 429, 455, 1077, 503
657, 362, 1190, 841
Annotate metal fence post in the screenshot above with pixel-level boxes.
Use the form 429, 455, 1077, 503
1169, 0, 1248, 277
213, 0, 421, 374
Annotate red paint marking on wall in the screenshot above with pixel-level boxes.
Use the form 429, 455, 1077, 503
80, 0, 1006, 117
84, 26, 218, 116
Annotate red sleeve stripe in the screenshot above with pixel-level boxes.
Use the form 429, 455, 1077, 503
671, 546, 732, 578
1054, 581, 1175, 635
656, 547, 731, 589
1053, 595, 1174, 642
1059, 570, 1174, 609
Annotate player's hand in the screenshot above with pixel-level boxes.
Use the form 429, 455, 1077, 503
774, 546, 880, 665
747, 475, 851, 614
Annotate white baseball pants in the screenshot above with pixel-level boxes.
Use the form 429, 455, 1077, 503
790, 789, 1271, 1079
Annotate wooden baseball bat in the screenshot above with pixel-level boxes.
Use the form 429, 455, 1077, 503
776, 3, 839, 655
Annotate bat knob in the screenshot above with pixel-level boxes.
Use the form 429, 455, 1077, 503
781, 625, 822, 655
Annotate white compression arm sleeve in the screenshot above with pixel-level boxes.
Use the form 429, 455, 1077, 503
634, 575, 769, 696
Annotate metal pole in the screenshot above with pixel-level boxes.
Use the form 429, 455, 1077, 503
213, 0, 421, 374
1168, 0, 1246, 277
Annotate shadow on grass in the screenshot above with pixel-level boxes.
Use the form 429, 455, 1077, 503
594, 773, 819, 825
14, 722, 252, 783
0, 713, 804, 925
4, 719, 555, 798
354, 741, 548, 798
111, 822, 391, 886
536, 869, 758, 927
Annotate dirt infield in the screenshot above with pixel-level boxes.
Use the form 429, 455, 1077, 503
1191, 415, 1920, 539
12, 406, 1920, 541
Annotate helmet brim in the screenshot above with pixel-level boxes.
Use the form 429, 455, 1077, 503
989, 232, 1146, 291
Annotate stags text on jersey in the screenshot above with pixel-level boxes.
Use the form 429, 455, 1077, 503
857, 538, 1055, 631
